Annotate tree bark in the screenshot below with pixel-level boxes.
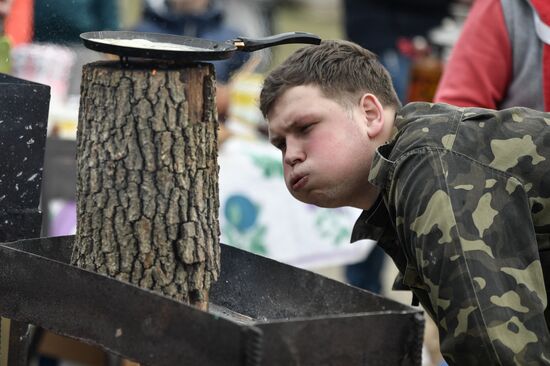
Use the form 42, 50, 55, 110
72, 61, 220, 309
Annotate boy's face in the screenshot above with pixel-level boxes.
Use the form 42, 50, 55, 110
267, 85, 378, 209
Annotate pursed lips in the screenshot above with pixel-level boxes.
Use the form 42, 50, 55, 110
290, 173, 308, 191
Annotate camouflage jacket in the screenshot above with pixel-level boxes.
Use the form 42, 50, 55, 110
351, 102, 550, 365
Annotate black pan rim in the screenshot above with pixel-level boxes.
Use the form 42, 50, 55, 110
80, 30, 238, 61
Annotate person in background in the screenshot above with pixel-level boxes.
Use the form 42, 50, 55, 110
30, 0, 120, 98
342, 0, 452, 297
0, 0, 9, 16
260, 39, 550, 365
34, 0, 119, 44
0, 0, 33, 73
134, 0, 251, 135
134, 0, 248, 85
1, 0, 33, 46
344, 0, 451, 103
435, 0, 550, 111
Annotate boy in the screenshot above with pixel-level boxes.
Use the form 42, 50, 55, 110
260, 40, 550, 365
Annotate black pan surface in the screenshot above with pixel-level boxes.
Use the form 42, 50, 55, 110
81, 31, 237, 62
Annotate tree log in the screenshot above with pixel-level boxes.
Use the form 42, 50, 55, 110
72, 61, 220, 309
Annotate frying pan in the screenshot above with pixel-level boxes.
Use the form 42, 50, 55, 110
80, 31, 322, 62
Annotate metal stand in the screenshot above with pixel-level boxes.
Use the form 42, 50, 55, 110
0, 73, 50, 366
0, 236, 424, 366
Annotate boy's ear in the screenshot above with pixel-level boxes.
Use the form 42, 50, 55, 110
359, 93, 385, 138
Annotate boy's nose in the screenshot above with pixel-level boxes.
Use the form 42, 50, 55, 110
284, 144, 305, 166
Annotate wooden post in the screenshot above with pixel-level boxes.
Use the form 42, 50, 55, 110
72, 61, 220, 310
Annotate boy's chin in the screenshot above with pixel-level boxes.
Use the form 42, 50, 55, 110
293, 193, 341, 208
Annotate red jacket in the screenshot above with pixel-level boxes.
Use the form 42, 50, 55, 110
435, 0, 550, 111
4, 0, 33, 46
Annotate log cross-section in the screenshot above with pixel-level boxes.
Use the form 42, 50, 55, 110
72, 61, 220, 309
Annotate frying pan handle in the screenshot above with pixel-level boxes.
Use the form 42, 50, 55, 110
235, 32, 321, 52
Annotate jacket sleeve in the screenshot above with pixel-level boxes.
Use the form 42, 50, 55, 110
433, 0, 512, 109
390, 148, 550, 365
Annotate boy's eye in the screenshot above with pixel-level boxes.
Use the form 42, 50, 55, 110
300, 124, 313, 133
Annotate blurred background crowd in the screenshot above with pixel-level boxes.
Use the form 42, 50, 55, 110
1, 0, 471, 139
1, 0, 481, 365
